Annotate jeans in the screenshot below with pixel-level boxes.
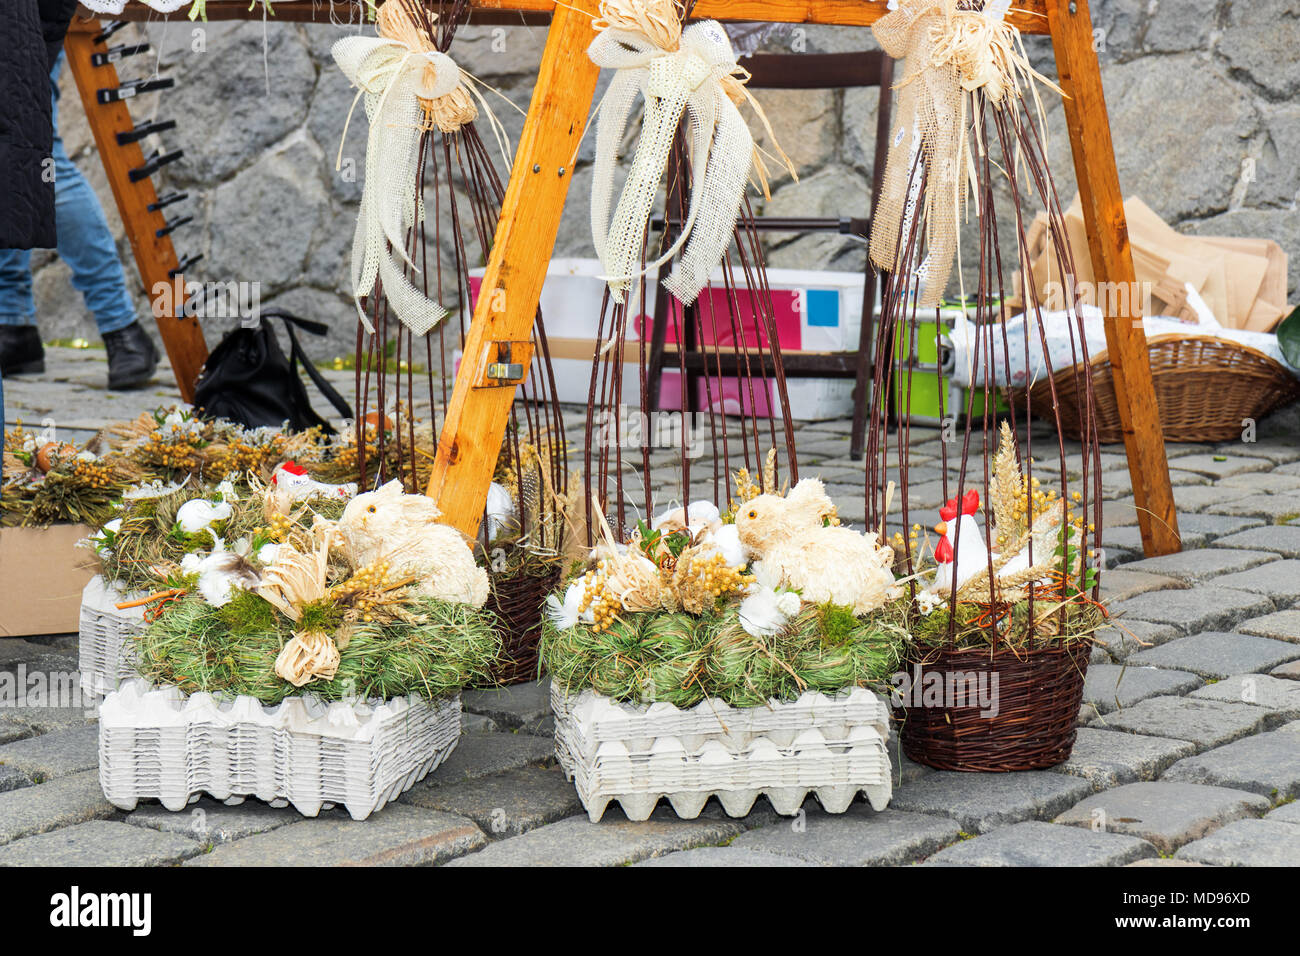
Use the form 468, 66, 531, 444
0, 53, 138, 337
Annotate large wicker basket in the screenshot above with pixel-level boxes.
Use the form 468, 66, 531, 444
900, 640, 1090, 772
484, 565, 561, 685
1010, 334, 1300, 443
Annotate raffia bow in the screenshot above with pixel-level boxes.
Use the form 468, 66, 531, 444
274, 630, 341, 688
332, 0, 507, 336
869, 0, 1060, 306
589, 0, 794, 305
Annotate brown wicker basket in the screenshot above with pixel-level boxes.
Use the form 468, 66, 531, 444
1010, 334, 1300, 444
484, 565, 562, 686
900, 640, 1090, 772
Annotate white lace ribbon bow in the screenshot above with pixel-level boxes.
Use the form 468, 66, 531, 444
589, 20, 754, 305
332, 36, 462, 336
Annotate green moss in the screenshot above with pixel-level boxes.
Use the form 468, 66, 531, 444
167, 522, 225, 553
132, 498, 160, 518
817, 603, 859, 646
216, 590, 280, 635
297, 600, 343, 634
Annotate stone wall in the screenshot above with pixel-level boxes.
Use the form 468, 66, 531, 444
34, 1, 1299, 367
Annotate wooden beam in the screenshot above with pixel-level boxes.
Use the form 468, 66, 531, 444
423, 0, 601, 536
81, 0, 1054, 32
64, 17, 207, 401
1047, 0, 1179, 557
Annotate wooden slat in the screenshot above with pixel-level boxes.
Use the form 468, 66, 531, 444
81, 0, 1053, 32
64, 17, 207, 401
423, 0, 602, 536
1046, 0, 1179, 557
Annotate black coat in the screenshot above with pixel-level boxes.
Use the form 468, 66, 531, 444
1, 0, 79, 251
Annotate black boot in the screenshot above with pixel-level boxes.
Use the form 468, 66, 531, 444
0, 326, 46, 375
103, 321, 159, 390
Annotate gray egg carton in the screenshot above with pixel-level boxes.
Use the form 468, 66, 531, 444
79, 575, 145, 699
99, 679, 461, 821
552, 685, 893, 822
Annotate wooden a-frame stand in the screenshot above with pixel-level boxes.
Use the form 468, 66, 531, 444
73, 0, 1180, 557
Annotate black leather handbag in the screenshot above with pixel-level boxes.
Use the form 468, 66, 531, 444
192, 310, 352, 433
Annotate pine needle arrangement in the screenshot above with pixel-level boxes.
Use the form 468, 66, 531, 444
102, 474, 502, 703
136, 592, 499, 705
540, 600, 906, 710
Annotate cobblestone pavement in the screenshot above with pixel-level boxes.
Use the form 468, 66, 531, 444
2, 350, 1299, 865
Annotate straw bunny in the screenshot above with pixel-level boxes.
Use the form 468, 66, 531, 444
338, 480, 489, 608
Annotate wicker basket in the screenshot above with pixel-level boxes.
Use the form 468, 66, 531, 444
900, 640, 1090, 772
1010, 334, 1300, 443
484, 565, 561, 685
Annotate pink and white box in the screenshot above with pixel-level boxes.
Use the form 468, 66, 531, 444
466, 259, 869, 420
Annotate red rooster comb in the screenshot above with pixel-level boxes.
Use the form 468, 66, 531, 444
939, 489, 980, 522
271, 461, 307, 484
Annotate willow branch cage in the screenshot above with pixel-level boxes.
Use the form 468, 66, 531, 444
863, 1, 1103, 771
348, 0, 570, 682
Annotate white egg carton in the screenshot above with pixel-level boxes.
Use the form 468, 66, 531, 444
99, 679, 461, 821
552, 685, 893, 822
79, 575, 145, 699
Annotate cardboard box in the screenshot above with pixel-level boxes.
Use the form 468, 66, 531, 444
468, 259, 868, 420
0, 524, 97, 637
470, 258, 866, 352
541, 337, 855, 420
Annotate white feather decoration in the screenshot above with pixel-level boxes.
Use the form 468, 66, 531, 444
737, 585, 801, 638
546, 579, 592, 631
181, 548, 260, 609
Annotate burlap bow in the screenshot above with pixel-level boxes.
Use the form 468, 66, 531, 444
869, 0, 1057, 306
332, 0, 505, 336
589, 4, 792, 305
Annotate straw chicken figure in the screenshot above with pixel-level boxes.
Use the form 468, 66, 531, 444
338, 480, 490, 608
931, 489, 987, 594
734, 478, 895, 615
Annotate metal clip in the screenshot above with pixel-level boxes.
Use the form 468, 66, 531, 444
147, 191, 188, 213
93, 21, 130, 45
168, 253, 203, 280
474, 340, 535, 388
486, 362, 524, 381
